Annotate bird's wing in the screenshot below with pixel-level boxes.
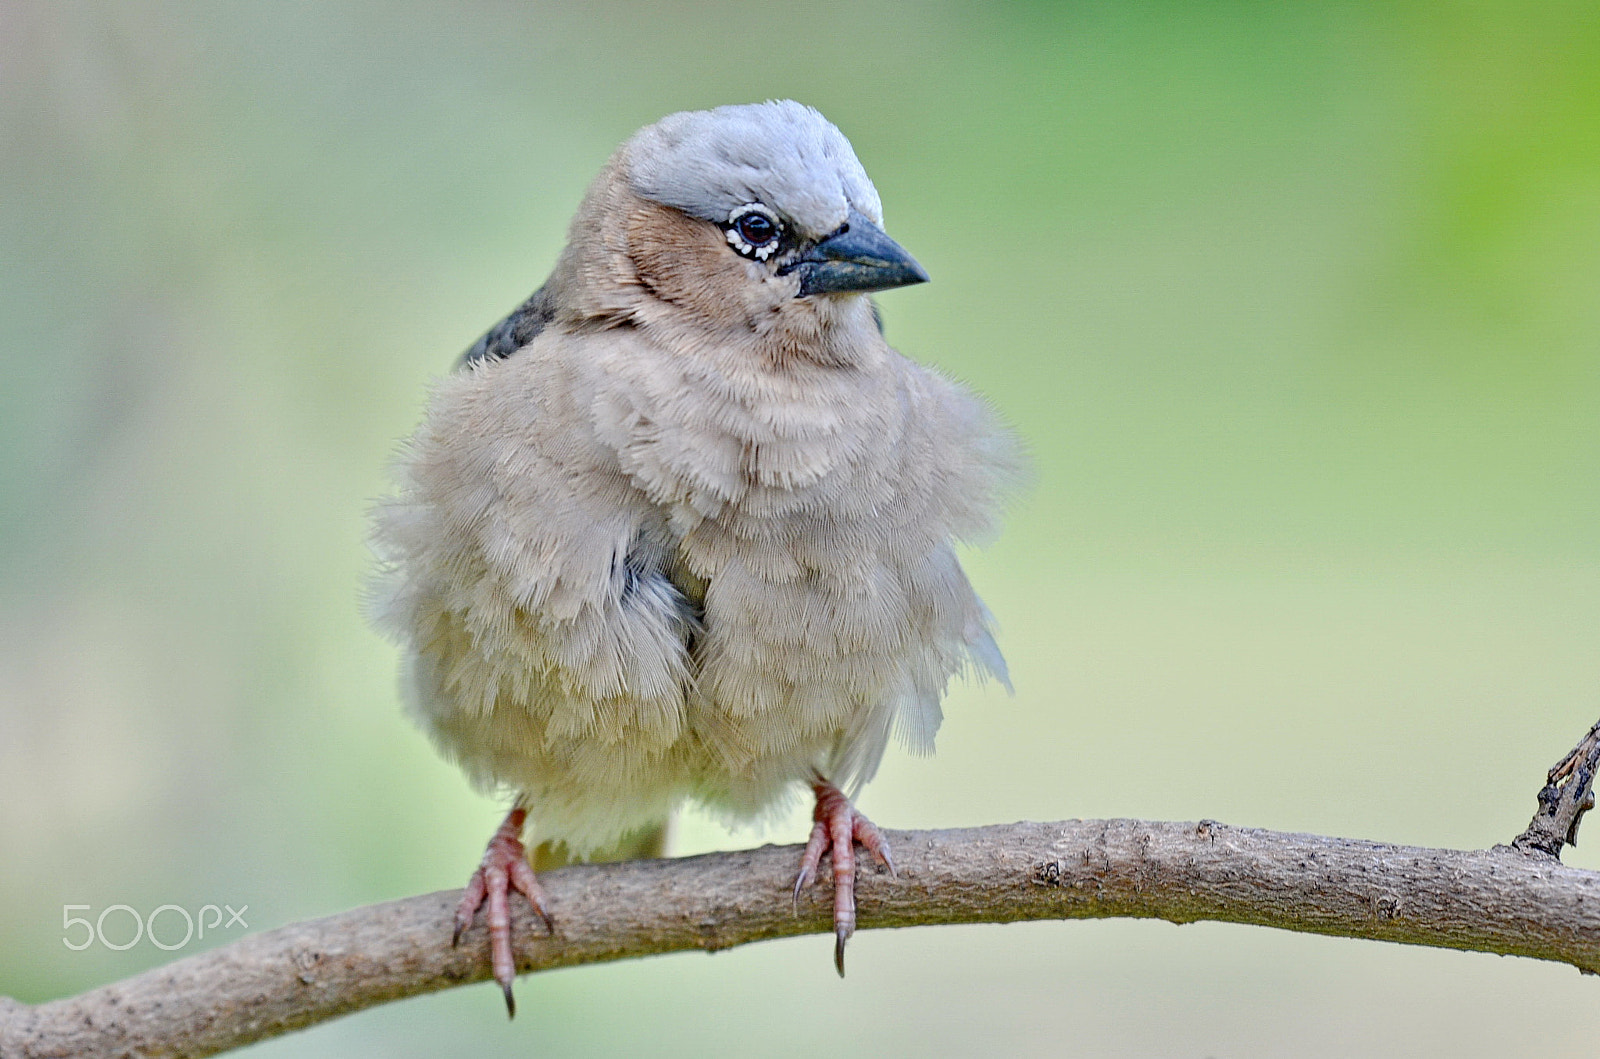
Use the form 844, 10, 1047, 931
371, 342, 699, 756
458, 282, 556, 367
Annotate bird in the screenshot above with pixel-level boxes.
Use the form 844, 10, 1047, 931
368, 100, 1018, 1015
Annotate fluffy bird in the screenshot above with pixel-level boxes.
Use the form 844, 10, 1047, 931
370, 100, 1017, 1012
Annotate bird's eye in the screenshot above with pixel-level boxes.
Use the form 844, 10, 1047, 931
725, 204, 782, 260
737, 212, 775, 245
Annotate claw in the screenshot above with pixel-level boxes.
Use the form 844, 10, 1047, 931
509, 854, 555, 933
453, 864, 487, 947
791, 780, 893, 976
793, 817, 830, 911
452, 807, 552, 1017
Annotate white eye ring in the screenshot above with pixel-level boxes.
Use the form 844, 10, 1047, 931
725, 204, 782, 260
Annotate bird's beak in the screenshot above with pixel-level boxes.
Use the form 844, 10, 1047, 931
782, 209, 930, 297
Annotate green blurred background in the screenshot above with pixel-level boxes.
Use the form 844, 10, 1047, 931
3, 1, 1599, 1055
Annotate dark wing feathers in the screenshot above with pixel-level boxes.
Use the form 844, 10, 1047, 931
459, 282, 556, 367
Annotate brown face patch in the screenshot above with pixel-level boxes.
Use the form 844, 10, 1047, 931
621, 197, 878, 369
625, 201, 791, 329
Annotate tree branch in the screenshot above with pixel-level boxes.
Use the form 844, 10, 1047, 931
5, 719, 1600, 1059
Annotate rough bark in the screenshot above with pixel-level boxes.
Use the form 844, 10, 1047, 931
4, 721, 1599, 1058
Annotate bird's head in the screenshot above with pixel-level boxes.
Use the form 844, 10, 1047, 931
558, 101, 927, 359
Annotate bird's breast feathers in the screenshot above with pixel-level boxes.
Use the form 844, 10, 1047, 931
371, 324, 1014, 834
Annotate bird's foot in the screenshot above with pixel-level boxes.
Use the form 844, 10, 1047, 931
453, 807, 553, 1018
793, 780, 895, 976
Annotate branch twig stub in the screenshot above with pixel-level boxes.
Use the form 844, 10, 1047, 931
1513, 718, 1600, 859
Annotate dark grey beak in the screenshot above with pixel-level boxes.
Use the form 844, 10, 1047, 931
781, 209, 929, 297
